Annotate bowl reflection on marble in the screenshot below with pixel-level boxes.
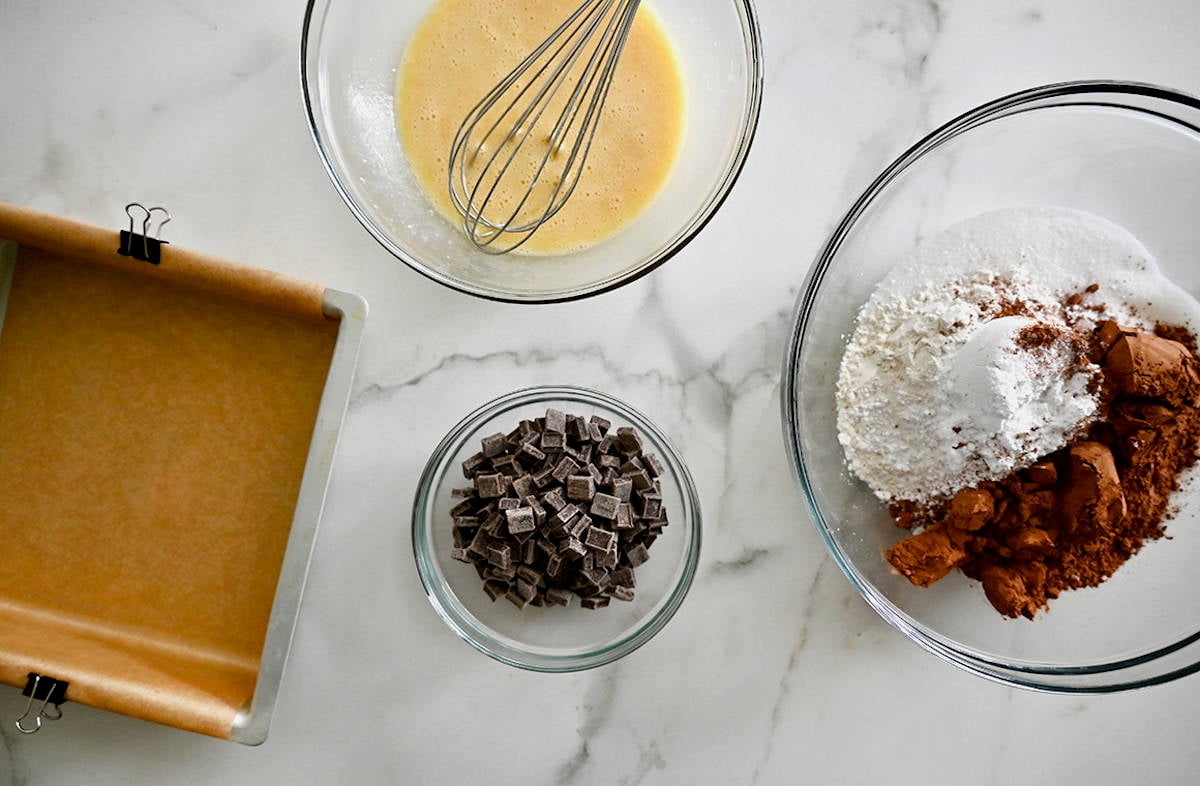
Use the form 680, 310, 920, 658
300, 0, 763, 303
783, 81, 1200, 691
412, 386, 701, 671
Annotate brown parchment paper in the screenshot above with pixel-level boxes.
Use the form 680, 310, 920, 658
0, 203, 340, 739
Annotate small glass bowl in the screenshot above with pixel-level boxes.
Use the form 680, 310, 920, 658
412, 386, 701, 671
783, 81, 1200, 692
300, 0, 763, 302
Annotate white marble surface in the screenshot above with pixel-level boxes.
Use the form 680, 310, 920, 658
3, 1, 1200, 783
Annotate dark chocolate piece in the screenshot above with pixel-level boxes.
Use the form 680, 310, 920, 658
610, 477, 633, 503
448, 407, 670, 611
589, 492, 620, 520
567, 474, 596, 501
642, 452, 665, 478
475, 473, 506, 498
462, 451, 488, 478
544, 408, 567, 434
626, 542, 650, 567
483, 580, 508, 601
609, 585, 635, 602
487, 543, 512, 570
481, 432, 508, 457
584, 526, 616, 553
505, 507, 537, 535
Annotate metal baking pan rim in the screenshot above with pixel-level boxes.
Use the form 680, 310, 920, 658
229, 287, 367, 745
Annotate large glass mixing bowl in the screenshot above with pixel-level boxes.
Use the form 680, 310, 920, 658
783, 81, 1200, 691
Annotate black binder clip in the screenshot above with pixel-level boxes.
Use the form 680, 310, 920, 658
118, 202, 171, 264
14, 673, 68, 734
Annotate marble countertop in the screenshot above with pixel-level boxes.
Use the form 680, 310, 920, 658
3, 1, 1200, 783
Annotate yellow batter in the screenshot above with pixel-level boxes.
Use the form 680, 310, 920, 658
395, 0, 686, 254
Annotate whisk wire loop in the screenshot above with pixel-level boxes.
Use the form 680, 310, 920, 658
447, 0, 641, 253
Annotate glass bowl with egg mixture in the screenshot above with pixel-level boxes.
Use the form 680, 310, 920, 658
301, 0, 762, 302
783, 81, 1200, 691
412, 386, 701, 671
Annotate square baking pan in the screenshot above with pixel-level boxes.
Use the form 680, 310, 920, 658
0, 202, 365, 744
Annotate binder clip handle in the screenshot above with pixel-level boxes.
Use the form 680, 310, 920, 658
118, 202, 171, 264
14, 673, 68, 734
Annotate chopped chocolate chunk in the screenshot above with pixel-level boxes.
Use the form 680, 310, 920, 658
491, 454, 521, 477
515, 565, 541, 587
609, 566, 636, 588
487, 563, 517, 581
610, 476, 633, 502
486, 543, 512, 570
511, 472, 535, 499
505, 507, 536, 535
542, 488, 567, 512
481, 432, 508, 458
544, 408, 567, 434
584, 526, 617, 553
552, 503, 580, 529
506, 587, 533, 609
626, 542, 650, 567
462, 451, 488, 478
642, 452, 665, 478
475, 473, 506, 498
483, 580, 508, 601
567, 474, 596, 501
608, 585, 635, 603
532, 465, 555, 488
638, 493, 663, 520
624, 468, 653, 492
568, 514, 592, 539
560, 537, 587, 560
590, 492, 621, 520
540, 431, 565, 452
514, 578, 538, 603
616, 427, 643, 454
552, 456, 580, 483
614, 503, 633, 530
518, 442, 546, 464
447, 407, 671, 611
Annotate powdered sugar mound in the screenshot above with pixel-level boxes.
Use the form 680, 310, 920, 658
836, 207, 1171, 503
944, 316, 1097, 477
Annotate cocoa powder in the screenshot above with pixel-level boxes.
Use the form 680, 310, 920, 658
886, 320, 1200, 618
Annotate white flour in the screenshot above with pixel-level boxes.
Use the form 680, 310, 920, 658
835, 207, 1175, 503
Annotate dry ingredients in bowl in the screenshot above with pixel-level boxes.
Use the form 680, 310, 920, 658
836, 207, 1200, 618
449, 408, 670, 609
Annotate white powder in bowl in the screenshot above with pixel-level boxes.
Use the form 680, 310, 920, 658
835, 206, 1169, 503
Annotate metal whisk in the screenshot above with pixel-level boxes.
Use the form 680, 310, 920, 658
447, 0, 641, 254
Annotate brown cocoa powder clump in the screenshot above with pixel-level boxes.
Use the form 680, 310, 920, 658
885, 320, 1200, 619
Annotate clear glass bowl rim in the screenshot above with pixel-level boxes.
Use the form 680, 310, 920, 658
412, 385, 702, 671
299, 0, 765, 304
781, 79, 1200, 693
